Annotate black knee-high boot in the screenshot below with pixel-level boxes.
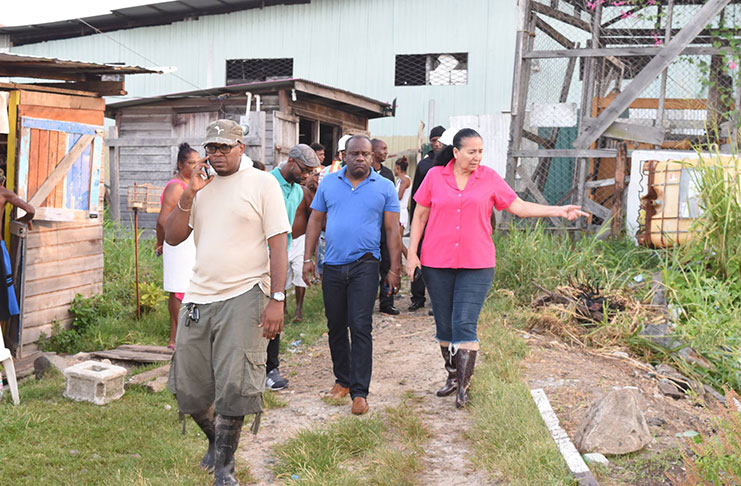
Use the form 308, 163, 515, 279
455, 349, 477, 409
190, 405, 216, 473
214, 414, 244, 486
436, 346, 458, 397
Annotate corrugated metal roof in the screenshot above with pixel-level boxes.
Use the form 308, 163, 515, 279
0, 52, 160, 80
0, 0, 311, 46
106, 78, 393, 118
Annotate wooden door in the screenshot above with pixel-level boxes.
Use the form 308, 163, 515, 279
272, 111, 299, 166
16, 116, 104, 222
244, 111, 266, 165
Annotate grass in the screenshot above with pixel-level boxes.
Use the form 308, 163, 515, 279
0, 369, 222, 486
272, 400, 430, 485
467, 291, 574, 486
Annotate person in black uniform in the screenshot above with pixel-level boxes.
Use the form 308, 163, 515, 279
370, 138, 399, 315
408, 125, 445, 311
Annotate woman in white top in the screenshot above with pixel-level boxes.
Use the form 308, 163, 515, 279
394, 157, 412, 258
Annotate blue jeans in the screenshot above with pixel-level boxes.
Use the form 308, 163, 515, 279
422, 266, 494, 345
322, 255, 379, 398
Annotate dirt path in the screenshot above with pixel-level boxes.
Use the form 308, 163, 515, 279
237, 294, 495, 485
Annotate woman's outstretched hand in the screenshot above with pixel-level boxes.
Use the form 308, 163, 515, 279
557, 205, 590, 221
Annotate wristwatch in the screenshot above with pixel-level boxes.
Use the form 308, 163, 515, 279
270, 291, 286, 302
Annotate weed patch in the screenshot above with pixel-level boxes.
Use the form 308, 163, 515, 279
272, 401, 429, 485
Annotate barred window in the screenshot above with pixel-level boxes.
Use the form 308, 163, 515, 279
226, 58, 293, 85
395, 53, 468, 86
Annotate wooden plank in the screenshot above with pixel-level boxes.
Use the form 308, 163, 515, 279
90, 349, 172, 363
597, 95, 708, 110
19, 90, 104, 111
118, 344, 174, 355
24, 252, 103, 282
600, 120, 666, 145
32, 80, 125, 97
18, 105, 104, 125
573, 0, 732, 149
21, 319, 74, 346
26, 224, 102, 248
516, 165, 566, 228
611, 143, 628, 237
294, 80, 386, 115
33, 207, 100, 223
107, 137, 204, 147
0, 82, 99, 97
531, 1, 591, 32
22, 304, 73, 328
28, 133, 95, 207
524, 45, 731, 59
126, 364, 171, 392
25, 269, 102, 296
26, 239, 102, 265
23, 282, 102, 313
583, 198, 612, 220
535, 15, 574, 49
119, 146, 173, 156
513, 149, 620, 157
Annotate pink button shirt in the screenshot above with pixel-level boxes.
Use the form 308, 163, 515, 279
414, 160, 517, 269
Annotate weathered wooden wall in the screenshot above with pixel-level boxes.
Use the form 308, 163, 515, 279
111, 92, 373, 228
20, 220, 103, 353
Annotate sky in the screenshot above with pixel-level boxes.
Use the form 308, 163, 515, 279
1, 0, 150, 27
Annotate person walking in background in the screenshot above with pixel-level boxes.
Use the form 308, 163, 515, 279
287, 169, 320, 322
267, 144, 321, 391
156, 143, 198, 349
408, 125, 446, 312
311, 142, 326, 166
0, 181, 35, 325
303, 135, 401, 416
406, 128, 588, 409
370, 138, 399, 315
166, 119, 289, 486
394, 157, 412, 260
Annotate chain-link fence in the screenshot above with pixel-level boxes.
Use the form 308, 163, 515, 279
394, 53, 468, 86
509, 0, 741, 233
226, 57, 294, 85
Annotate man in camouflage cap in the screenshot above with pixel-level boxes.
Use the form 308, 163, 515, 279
166, 119, 290, 486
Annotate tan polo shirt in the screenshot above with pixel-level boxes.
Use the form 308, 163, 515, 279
184, 164, 290, 304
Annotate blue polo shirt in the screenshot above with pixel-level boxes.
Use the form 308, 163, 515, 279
311, 166, 400, 265
270, 167, 303, 248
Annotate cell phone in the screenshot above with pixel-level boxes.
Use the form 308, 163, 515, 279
413, 267, 423, 282
201, 161, 215, 180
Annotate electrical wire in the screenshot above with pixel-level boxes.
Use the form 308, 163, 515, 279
76, 17, 215, 95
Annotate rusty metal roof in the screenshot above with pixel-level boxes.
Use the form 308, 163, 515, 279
0, 52, 160, 80
106, 78, 393, 119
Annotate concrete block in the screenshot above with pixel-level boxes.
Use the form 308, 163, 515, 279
63, 360, 127, 405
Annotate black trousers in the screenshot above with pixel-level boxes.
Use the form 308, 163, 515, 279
410, 233, 426, 306
266, 333, 280, 374
378, 240, 394, 310
322, 256, 379, 399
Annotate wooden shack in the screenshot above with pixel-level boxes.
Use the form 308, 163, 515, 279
0, 52, 156, 356
105, 78, 393, 228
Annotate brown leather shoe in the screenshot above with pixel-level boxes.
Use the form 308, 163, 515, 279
327, 383, 349, 399
351, 397, 369, 415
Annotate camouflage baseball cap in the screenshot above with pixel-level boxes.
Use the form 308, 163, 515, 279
288, 144, 321, 168
203, 119, 243, 146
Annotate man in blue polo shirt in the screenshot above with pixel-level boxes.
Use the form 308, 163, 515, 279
267, 144, 320, 391
302, 135, 401, 415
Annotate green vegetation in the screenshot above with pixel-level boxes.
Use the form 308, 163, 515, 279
272, 400, 430, 485
39, 218, 169, 354
468, 292, 574, 485
0, 370, 221, 486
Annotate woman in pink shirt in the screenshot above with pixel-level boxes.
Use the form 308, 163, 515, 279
156, 143, 198, 349
406, 128, 587, 409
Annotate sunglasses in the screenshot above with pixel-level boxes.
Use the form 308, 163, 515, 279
204, 143, 239, 154
294, 158, 315, 174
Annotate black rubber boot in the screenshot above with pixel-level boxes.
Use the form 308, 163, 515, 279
213, 414, 244, 486
455, 349, 477, 409
436, 346, 458, 397
191, 405, 216, 473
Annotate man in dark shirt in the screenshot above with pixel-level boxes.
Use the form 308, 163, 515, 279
408, 125, 445, 311
370, 138, 399, 315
